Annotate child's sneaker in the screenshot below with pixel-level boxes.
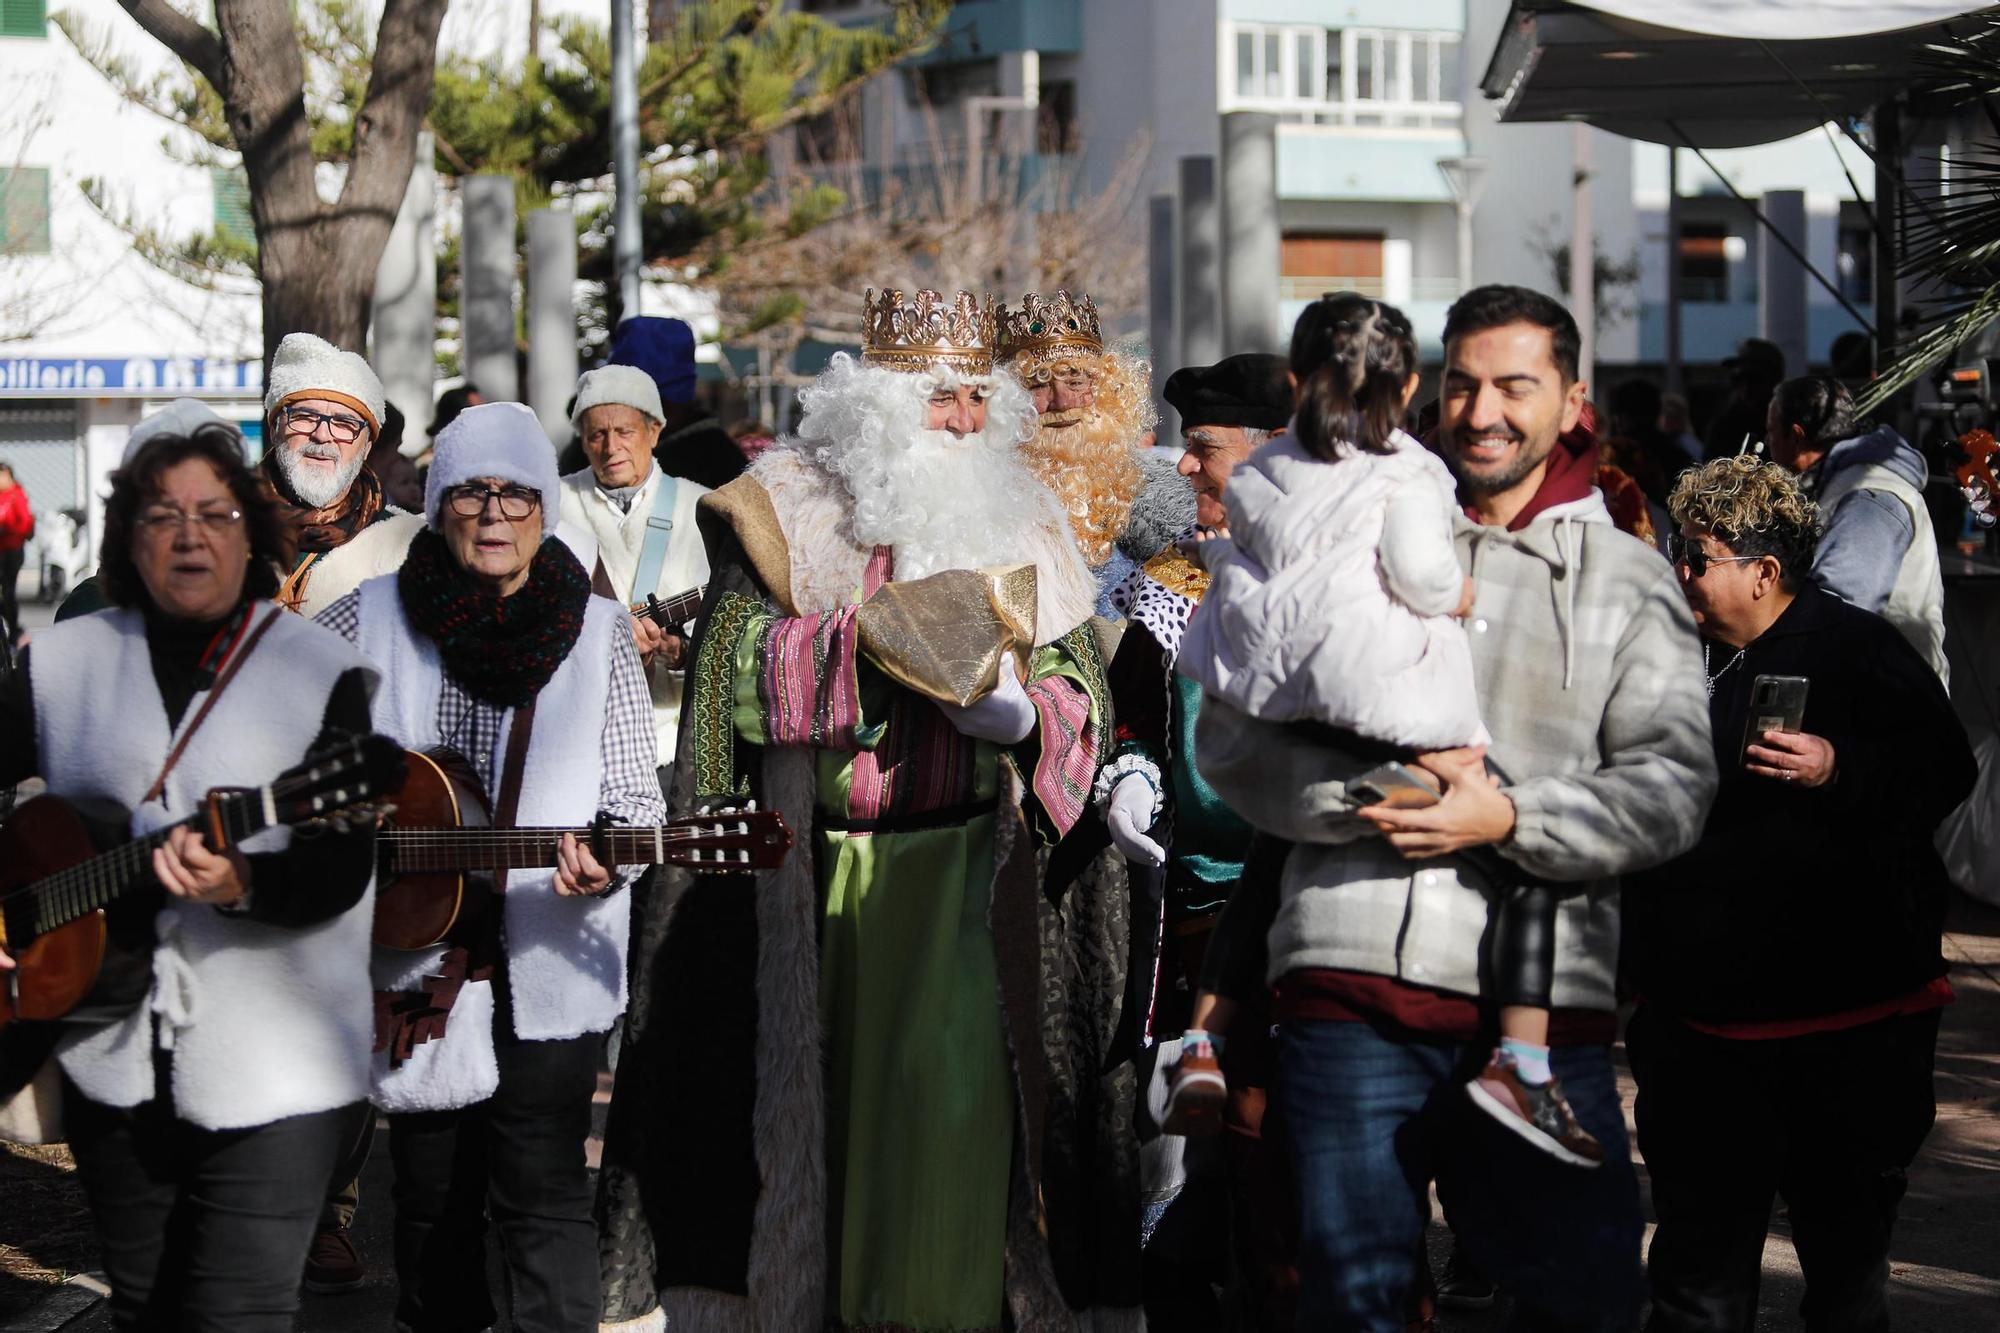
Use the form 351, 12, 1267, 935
1162, 1040, 1227, 1137
1465, 1048, 1604, 1168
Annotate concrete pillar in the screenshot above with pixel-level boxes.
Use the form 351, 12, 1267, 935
1759, 189, 1808, 381
1178, 156, 1221, 369
1220, 112, 1281, 356
525, 209, 579, 446
371, 130, 436, 456
461, 174, 519, 403
1147, 193, 1177, 428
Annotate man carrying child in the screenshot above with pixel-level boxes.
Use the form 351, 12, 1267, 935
1192, 285, 1718, 1331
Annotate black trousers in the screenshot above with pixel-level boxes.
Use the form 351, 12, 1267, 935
386, 982, 602, 1333
64, 1077, 363, 1333
0, 546, 21, 635
1628, 1005, 1941, 1333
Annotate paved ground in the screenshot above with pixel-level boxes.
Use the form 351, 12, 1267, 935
5, 629, 1999, 1333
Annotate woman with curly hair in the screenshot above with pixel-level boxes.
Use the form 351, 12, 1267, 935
1625, 455, 1975, 1332
0, 401, 381, 1331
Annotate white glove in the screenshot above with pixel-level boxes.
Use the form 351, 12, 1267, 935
938, 660, 1036, 745
1105, 773, 1165, 867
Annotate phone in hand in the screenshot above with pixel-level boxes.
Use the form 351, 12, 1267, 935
1740, 673, 1809, 765
1347, 761, 1443, 810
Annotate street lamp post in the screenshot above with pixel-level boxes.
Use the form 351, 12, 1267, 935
1437, 155, 1490, 296
609, 0, 643, 322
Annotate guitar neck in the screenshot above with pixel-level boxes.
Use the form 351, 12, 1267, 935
383, 826, 688, 873
632, 586, 704, 629
8, 801, 262, 941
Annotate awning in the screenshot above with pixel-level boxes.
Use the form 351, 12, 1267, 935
1482, 1, 1999, 148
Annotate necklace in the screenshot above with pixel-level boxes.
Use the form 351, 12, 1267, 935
1703, 641, 1747, 697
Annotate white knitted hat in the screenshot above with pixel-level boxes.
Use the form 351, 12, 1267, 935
263, 332, 387, 438
122, 398, 240, 466
424, 402, 563, 539
571, 364, 664, 427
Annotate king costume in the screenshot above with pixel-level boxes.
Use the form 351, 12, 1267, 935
598, 289, 1139, 1333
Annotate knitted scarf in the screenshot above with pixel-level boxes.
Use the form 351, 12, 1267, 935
259, 453, 386, 556
396, 527, 592, 708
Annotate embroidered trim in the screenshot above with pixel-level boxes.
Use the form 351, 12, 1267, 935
691, 591, 761, 798
1091, 752, 1164, 820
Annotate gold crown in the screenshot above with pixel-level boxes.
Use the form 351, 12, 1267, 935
996, 290, 1104, 374
861, 288, 997, 375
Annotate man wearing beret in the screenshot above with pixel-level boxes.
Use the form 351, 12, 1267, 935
1110, 354, 1293, 1328
555, 364, 712, 793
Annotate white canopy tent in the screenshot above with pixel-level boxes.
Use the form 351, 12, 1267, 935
1481, 1, 1996, 148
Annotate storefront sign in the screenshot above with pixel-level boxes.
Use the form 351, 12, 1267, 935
0, 357, 263, 394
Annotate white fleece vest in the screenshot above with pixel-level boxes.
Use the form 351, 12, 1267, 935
291, 509, 425, 620
1815, 461, 1949, 686
555, 465, 710, 764
31, 605, 381, 1130
350, 573, 627, 1113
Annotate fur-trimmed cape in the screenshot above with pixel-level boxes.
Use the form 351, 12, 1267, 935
594, 450, 1141, 1332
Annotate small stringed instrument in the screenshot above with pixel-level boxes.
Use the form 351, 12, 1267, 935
632, 585, 704, 632
0, 734, 407, 1033
372, 747, 791, 950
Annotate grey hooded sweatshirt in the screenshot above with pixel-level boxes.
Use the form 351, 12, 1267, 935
1194, 489, 1718, 1014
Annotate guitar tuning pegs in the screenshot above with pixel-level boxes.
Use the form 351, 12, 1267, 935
697, 804, 712, 816
746, 800, 759, 812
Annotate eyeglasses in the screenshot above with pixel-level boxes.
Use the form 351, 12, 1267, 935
1667, 533, 1762, 578
443, 484, 541, 520
136, 505, 244, 535
281, 407, 369, 444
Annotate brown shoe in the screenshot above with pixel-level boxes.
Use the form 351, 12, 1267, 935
303, 1222, 365, 1294
1162, 1043, 1227, 1137
1465, 1049, 1605, 1168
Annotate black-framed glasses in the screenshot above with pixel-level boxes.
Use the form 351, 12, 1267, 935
135, 505, 244, 536
1667, 532, 1761, 578
281, 406, 369, 444
443, 484, 541, 520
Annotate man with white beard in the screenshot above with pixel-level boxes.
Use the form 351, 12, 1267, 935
598, 289, 1139, 1333
259, 333, 424, 618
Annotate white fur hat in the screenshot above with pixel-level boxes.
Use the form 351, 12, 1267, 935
571, 364, 664, 427
122, 397, 240, 466
263, 332, 387, 438
425, 401, 562, 539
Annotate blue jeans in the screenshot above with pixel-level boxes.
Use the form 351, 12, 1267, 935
1279, 1018, 1643, 1332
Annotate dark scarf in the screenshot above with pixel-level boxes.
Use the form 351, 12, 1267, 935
397, 527, 592, 708
258, 453, 386, 558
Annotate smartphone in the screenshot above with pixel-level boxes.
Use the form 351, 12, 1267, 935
1347, 762, 1442, 810
1740, 673, 1809, 765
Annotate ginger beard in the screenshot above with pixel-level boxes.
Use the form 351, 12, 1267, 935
1015, 352, 1153, 568
798, 355, 1058, 581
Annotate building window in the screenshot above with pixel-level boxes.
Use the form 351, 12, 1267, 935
1679, 220, 1730, 304
0, 167, 51, 255
212, 167, 254, 247
0, 0, 47, 39
1281, 232, 1385, 301
1224, 22, 1461, 130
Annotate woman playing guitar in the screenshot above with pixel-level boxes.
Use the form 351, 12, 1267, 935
0, 403, 383, 1331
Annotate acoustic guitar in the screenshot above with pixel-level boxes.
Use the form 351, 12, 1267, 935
373, 747, 791, 950
0, 733, 407, 1032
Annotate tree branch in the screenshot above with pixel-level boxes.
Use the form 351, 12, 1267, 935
117, 0, 225, 89
337, 0, 448, 232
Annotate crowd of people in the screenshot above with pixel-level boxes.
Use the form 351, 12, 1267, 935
0, 279, 1977, 1333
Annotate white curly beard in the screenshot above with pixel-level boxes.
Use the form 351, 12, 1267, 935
797, 355, 1058, 579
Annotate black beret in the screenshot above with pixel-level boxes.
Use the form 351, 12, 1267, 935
1163, 353, 1293, 434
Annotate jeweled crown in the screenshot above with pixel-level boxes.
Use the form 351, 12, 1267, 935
861, 288, 997, 375
996, 290, 1104, 374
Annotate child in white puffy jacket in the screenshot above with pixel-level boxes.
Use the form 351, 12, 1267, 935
1174, 293, 1602, 1169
